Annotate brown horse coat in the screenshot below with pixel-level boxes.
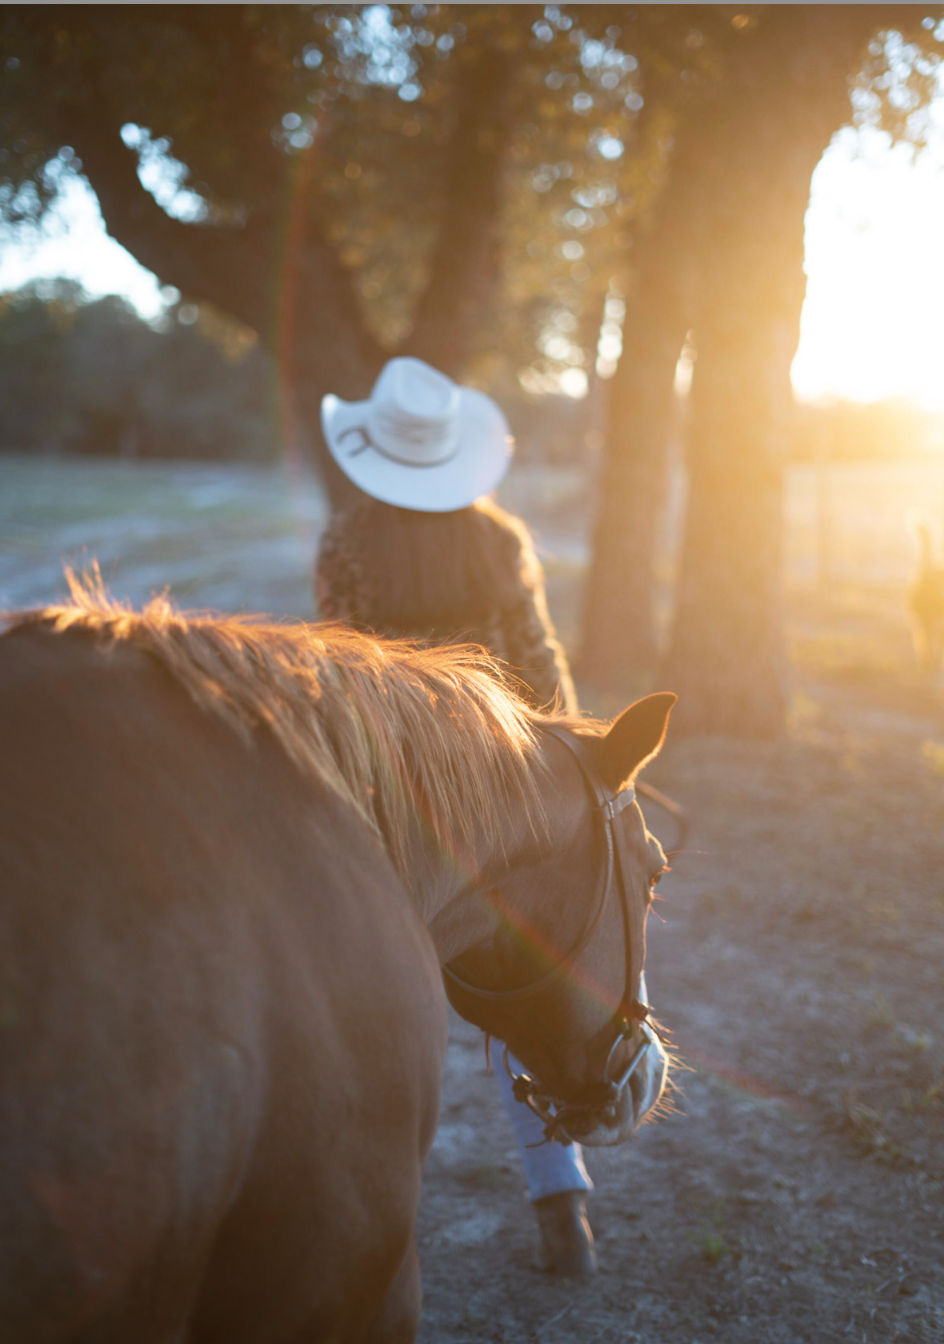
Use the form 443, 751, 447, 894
0, 583, 674, 1343
0, 623, 445, 1343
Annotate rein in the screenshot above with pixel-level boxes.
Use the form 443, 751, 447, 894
442, 724, 659, 1143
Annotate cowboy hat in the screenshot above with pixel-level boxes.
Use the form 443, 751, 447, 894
321, 357, 513, 512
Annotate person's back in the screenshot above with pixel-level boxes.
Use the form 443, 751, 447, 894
316, 496, 576, 713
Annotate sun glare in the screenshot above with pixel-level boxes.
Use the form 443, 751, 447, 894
793, 115, 944, 413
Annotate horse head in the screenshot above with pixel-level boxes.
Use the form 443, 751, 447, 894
442, 693, 676, 1148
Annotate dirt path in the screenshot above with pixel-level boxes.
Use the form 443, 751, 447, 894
415, 678, 944, 1344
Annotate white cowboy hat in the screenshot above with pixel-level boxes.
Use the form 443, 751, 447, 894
321, 357, 513, 512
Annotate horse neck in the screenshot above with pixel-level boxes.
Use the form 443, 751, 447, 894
400, 803, 531, 964
409, 741, 578, 968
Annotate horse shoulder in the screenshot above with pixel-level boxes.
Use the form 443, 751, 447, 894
0, 623, 446, 1341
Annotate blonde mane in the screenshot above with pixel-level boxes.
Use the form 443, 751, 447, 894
13, 571, 550, 880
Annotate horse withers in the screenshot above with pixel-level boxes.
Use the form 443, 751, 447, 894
0, 579, 674, 1344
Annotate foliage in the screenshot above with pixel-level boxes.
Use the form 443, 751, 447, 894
0, 280, 593, 463
0, 6, 713, 395
1, 6, 942, 401
0, 281, 272, 460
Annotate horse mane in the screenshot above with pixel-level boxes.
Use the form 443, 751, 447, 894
12, 570, 557, 880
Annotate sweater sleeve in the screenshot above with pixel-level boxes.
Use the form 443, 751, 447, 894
500, 539, 578, 715
314, 513, 355, 623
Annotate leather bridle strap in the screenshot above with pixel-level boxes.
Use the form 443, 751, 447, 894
442, 724, 661, 1145
442, 725, 644, 1024
441, 782, 614, 1002
542, 726, 648, 1031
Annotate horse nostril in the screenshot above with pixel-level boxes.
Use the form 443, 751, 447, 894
564, 1112, 597, 1140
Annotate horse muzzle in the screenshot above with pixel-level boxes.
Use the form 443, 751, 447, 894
513, 1020, 668, 1148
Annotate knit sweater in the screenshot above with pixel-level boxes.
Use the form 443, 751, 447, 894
315, 503, 577, 714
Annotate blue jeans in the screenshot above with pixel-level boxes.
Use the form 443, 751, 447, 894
489, 1039, 592, 1202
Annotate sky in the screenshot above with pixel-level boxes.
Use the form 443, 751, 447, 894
791, 119, 944, 411
2, 114, 944, 410
0, 170, 169, 318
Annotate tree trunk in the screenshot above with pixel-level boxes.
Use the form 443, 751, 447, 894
405, 12, 536, 376
660, 158, 815, 737
661, 10, 872, 736
663, 314, 795, 736
576, 259, 688, 684
65, 99, 382, 510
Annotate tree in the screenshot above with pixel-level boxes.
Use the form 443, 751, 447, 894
0, 280, 272, 459
577, 4, 942, 736
6, 6, 666, 504
576, 149, 692, 678
4, 4, 942, 739
662, 5, 941, 736
1, 6, 549, 503
576, 5, 736, 680
1, 7, 681, 477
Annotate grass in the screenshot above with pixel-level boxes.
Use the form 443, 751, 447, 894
688, 1203, 737, 1266
0, 453, 327, 617
5, 452, 943, 695
842, 1094, 905, 1163
696, 1228, 732, 1265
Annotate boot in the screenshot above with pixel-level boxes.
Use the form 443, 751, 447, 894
533, 1191, 597, 1277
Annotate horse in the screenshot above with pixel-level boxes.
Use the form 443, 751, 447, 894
0, 575, 675, 1344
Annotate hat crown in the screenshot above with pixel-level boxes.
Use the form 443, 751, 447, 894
367, 358, 460, 465
320, 356, 513, 512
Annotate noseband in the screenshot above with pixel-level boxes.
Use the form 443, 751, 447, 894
443, 724, 661, 1144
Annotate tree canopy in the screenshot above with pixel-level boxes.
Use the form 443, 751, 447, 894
0, 280, 272, 458
3, 3, 943, 734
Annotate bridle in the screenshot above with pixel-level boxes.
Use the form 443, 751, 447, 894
442, 724, 663, 1144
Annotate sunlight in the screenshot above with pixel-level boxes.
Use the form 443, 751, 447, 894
0, 170, 165, 317
793, 114, 944, 412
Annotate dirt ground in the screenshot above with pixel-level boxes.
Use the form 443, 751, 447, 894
3, 455, 943, 1343
416, 655, 944, 1344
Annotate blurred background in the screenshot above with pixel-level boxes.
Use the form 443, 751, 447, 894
2, 3, 944, 735
4, 12, 944, 1333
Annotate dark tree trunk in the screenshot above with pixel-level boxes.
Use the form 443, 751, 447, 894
576, 225, 689, 684
660, 8, 881, 737
405, 13, 536, 376
663, 314, 795, 737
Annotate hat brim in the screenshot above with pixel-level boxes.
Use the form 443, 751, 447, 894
321, 387, 513, 512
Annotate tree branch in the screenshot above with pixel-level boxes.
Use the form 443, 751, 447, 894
66, 109, 274, 331
405, 8, 540, 376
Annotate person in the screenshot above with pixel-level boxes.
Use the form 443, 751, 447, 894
314, 356, 596, 1276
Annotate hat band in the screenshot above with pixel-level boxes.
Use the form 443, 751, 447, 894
338, 424, 459, 470
368, 403, 457, 465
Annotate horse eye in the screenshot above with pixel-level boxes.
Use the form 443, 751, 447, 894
650, 867, 669, 887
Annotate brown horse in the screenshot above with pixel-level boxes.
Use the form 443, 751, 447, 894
0, 577, 675, 1344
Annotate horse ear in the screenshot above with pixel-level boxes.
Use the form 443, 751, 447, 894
594, 693, 677, 792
